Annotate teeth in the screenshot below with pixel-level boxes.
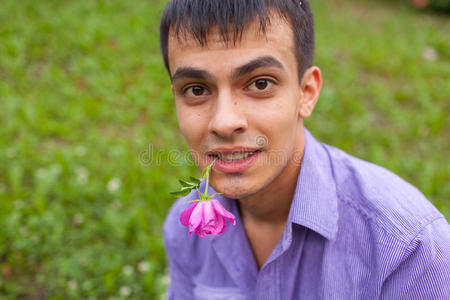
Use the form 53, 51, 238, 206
216, 151, 256, 162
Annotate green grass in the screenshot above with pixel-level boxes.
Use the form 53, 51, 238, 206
0, 0, 448, 298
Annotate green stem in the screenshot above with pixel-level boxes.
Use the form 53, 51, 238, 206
203, 158, 217, 200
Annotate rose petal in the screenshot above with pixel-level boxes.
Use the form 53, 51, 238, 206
179, 202, 198, 226
203, 211, 223, 235
194, 221, 207, 237
189, 203, 204, 234
180, 199, 236, 237
198, 202, 215, 236
203, 201, 215, 225
218, 220, 227, 234
211, 200, 236, 225
212, 214, 225, 235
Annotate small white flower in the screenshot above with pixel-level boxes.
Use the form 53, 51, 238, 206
138, 261, 150, 273
36, 168, 47, 179
68, 280, 78, 290
52, 164, 62, 174
162, 274, 170, 286
107, 178, 121, 193
6, 147, 16, 158
14, 199, 24, 209
75, 166, 88, 185
119, 286, 132, 297
82, 280, 93, 291
422, 46, 438, 61
75, 145, 87, 157
72, 213, 84, 225
122, 265, 134, 276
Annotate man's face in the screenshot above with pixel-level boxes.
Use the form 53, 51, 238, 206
168, 16, 309, 200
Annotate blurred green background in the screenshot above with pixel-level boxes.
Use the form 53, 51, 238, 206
0, 0, 448, 298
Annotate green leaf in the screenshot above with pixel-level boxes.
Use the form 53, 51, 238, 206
201, 166, 209, 179
170, 189, 192, 197
189, 176, 201, 185
178, 179, 192, 188
184, 199, 201, 204
171, 158, 217, 199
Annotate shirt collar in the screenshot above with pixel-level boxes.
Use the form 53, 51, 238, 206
209, 128, 338, 287
209, 127, 339, 242
288, 128, 339, 240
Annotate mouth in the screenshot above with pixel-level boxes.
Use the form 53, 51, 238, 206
208, 149, 261, 162
207, 148, 262, 173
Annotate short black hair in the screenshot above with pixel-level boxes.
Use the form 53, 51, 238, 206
159, 0, 315, 83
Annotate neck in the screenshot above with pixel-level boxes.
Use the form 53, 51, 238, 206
238, 129, 305, 225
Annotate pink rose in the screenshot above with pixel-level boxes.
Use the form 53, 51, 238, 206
180, 200, 236, 237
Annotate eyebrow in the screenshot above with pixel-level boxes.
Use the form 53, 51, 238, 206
231, 55, 285, 79
171, 67, 214, 82
171, 55, 285, 82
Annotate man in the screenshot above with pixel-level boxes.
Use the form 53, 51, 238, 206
160, 0, 449, 299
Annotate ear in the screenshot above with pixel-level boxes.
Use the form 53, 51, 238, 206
171, 85, 175, 94
298, 66, 322, 118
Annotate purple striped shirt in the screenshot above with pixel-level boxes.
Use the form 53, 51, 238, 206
163, 129, 450, 299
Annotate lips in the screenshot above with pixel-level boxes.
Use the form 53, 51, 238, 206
207, 147, 261, 173
210, 150, 260, 162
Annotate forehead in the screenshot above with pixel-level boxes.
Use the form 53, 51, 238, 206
167, 15, 296, 77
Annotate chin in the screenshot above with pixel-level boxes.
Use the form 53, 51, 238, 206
211, 174, 261, 200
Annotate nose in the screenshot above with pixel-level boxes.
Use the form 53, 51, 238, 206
207, 90, 248, 139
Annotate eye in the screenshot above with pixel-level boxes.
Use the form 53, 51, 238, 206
184, 85, 209, 97
248, 79, 274, 91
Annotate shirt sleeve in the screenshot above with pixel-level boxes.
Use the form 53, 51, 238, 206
163, 205, 194, 300
380, 217, 450, 299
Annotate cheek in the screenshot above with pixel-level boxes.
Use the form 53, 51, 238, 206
176, 104, 209, 149
250, 97, 299, 139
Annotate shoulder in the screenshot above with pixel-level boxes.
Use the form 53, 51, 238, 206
321, 142, 449, 292
322, 143, 445, 244
379, 217, 450, 298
